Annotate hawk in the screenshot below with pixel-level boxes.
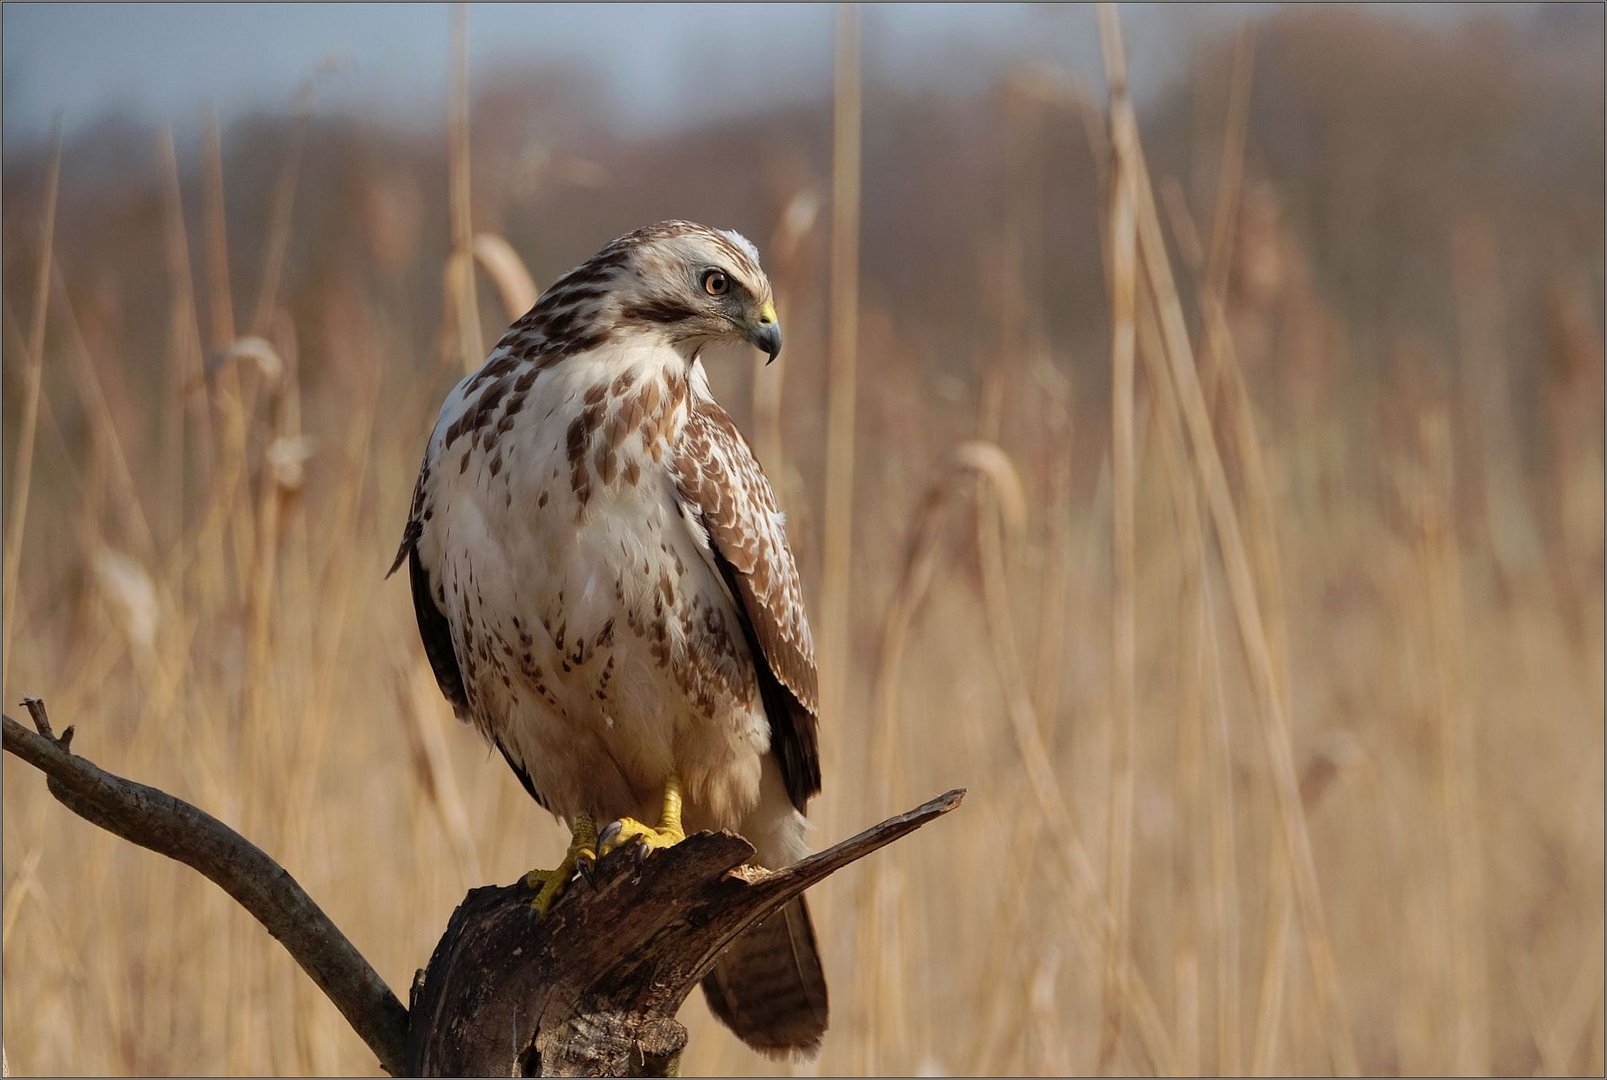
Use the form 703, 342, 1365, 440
392, 221, 827, 1056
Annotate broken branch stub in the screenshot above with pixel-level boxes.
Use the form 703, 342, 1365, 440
408, 789, 966, 1077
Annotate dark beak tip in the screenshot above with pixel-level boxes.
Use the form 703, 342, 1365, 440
757, 324, 782, 365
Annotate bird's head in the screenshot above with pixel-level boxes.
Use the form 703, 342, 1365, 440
574, 220, 782, 363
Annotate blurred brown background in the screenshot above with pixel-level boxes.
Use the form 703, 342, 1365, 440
2, 3, 1602, 1076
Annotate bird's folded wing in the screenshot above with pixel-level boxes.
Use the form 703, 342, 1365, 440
673, 400, 821, 811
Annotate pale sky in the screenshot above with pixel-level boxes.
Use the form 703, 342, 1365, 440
2, 3, 1514, 147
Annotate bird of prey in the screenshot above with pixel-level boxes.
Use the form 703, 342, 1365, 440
391, 221, 827, 1056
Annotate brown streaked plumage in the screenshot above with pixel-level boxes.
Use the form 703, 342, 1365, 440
392, 221, 826, 1057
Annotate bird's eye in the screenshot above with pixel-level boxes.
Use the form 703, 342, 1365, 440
701, 269, 730, 297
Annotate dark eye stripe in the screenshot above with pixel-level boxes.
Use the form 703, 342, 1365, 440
619, 297, 696, 325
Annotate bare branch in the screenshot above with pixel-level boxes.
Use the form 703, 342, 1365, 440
1, 710, 409, 1076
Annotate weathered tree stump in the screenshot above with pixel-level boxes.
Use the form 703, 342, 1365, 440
408, 792, 962, 1076
3, 703, 963, 1077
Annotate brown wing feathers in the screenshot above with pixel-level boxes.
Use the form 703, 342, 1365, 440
674, 400, 821, 811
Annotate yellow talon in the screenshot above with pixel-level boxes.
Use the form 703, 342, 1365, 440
525, 811, 598, 915
599, 775, 686, 857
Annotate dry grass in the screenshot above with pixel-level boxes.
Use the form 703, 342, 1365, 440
3, 7, 1603, 1077
820, 3, 864, 746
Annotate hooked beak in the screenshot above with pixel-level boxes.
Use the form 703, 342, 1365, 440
748, 301, 782, 364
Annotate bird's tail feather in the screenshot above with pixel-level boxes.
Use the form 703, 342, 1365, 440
701, 895, 829, 1058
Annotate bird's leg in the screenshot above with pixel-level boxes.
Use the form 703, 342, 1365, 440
598, 774, 687, 857
525, 811, 599, 915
